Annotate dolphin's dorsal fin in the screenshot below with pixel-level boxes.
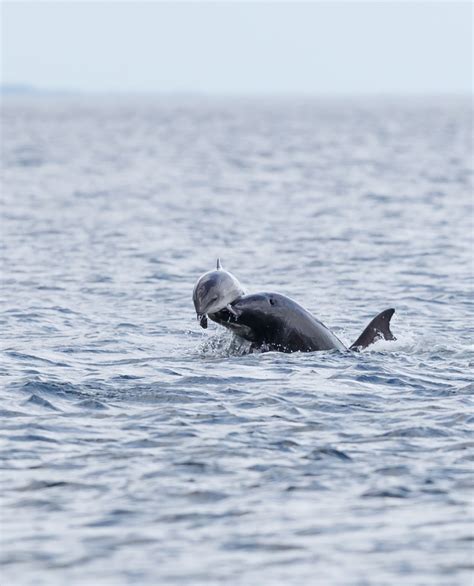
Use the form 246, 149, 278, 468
350, 308, 396, 351
216, 258, 222, 270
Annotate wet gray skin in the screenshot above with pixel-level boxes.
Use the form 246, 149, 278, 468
209, 292, 348, 352
192, 259, 246, 328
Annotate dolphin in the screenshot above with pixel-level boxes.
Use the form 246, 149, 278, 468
193, 260, 396, 353
192, 259, 246, 330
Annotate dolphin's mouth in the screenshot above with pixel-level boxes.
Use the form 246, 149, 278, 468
197, 314, 208, 329
208, 307, 255, 341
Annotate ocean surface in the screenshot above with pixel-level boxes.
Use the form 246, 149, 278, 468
1, 95, 473, 586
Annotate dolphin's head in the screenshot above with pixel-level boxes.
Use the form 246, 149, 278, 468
193, 259, 245, 328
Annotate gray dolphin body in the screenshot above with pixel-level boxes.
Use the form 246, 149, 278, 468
210, 293, 346, 352
193, 262, 396, 353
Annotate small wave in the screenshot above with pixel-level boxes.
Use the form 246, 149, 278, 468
362, 486, 412, 498
379, 426, 451, 438
74, 398, 109, 410
23, 394, 61, 411
16, 380, 88, 400
10, 433, 58, 443
16, 480, 106, 492
5, 351, 71, 367
305, 447, 352, 461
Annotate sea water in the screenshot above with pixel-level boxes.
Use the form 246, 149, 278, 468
1, 95, 473, 585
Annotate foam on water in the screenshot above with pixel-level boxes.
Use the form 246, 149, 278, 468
1, 95, 473, 586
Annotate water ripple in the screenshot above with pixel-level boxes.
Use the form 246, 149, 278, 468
1, 95, 472, 586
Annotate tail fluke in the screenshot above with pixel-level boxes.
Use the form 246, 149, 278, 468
350, 308, 396, 351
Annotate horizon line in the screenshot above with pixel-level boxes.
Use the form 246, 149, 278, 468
1, 84, 472, 99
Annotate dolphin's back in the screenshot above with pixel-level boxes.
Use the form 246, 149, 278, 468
213, 292, 347, 353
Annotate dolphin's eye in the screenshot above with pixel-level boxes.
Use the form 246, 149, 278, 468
211, 295, 218, 302
269, 298, 275, 306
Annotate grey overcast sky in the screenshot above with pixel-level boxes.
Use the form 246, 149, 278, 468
1, 1, 472, 94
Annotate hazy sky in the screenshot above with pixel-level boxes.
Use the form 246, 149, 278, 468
2, 1, 472, 94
